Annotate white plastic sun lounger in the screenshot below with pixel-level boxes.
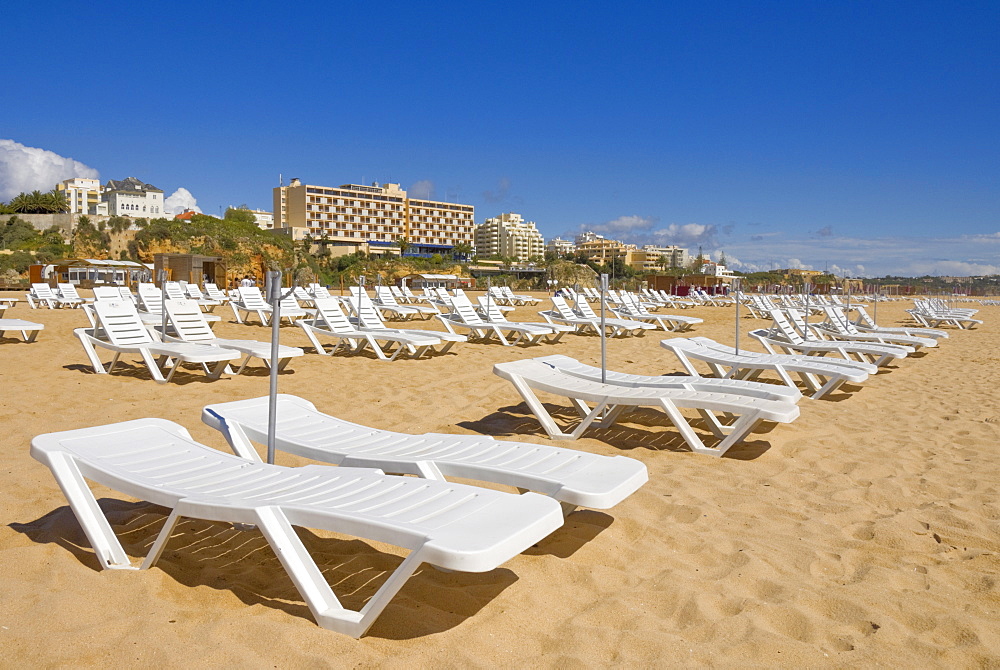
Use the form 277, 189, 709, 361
572, 297, 656, 337
538, 296, 602, 335
229, 286, 310, 325
0, 318, 44, 342
347, 294, 465, 354
299, 297, 442, 360
374, 286, 438, 319
611, 294, 703, 332
27, 283, 77, 309
493, 358, 800, 457
477, 297, 571, 342
202, 394, 648, 513
816, 306, 937, 349
437, 294, 548, 346
660, 337, 874, 399
851, 305, 948, 340
532, 354, 802, 403
75, 299, 240, 383
162, 299, 303, 374
56, 283, 87, 307
750, 310, 909, 367
31, 419, 563, 638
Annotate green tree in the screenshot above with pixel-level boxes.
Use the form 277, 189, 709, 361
396, 236, 410, 255
224, 205, 258, 226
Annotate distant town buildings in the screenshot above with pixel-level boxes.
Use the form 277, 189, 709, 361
56, 177, 108, 216
103, 177, 164, 217
474, 212, 545, 261
248, 209, 273, 230
571, 231, 689, 272
546, 236, 576, 257
273, 179, 474, 257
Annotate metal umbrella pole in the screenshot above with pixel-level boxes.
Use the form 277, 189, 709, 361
733, 277, 741, 355
158, 269, 168, 338
803, 282, 811, 339
600, 273, 608, 384
265, 270, 298, 465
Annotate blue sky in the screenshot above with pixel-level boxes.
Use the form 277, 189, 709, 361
2, 1, 998, 276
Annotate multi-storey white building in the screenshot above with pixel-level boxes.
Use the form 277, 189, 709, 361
103, 177, 164, 217
248, 209, 274, 230
56, 177, 108, 215
546, 236, 576, 257
474, 213, 545, 261
273, 180, 475, 256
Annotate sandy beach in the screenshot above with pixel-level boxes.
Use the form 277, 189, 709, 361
1, 292, 998, 667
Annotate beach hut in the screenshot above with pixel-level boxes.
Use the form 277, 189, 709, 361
153, 253, 226, 288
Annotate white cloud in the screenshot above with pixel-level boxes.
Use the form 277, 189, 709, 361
651, 223, 718, 247
898, 259, 1000, 276
0, 139, 99, 201
594, 215, 656, 234
409, 179, 435, 199
482, 177, 511, 203
164, 188, 201, 215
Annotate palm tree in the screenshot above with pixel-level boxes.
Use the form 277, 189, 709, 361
396, 236, 410, 256
451, 242, 472, 261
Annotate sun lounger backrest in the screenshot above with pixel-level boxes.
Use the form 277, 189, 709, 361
93, 300, 156, 346
477, 296, 508, 322
185, 284, 205, 299
58, 283, 83, 301
310, 285, 332, 299
164, 282, 187, 300
237, 286, 270, 309
449, 294, 486, 324
768, 310, 806, 344
574, 297, 600, 319
550, 296, 581, 319
347, 296, 388, 328
32, 283, 57, 299
93, 286, 120, 301
164, 299, 215, 342
375, 286, 401, 307
293, 286, 312, 302
311, 297, 355, 333
203, 283, 227, 300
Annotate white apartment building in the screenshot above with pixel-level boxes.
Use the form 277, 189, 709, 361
546, 236, 575, 257
249, 209, 274, 230
273, 180, 475, 256
474, 212, 546, 261
103, 177, 164, 217
56, 177, 108, 215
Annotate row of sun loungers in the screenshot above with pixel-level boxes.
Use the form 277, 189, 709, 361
19, 282, 989, 638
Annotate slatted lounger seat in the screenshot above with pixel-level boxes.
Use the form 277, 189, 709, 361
31, 419, 564, 638
75, 299, 240, 383
0, 319, 44, 342
299, 297, 444, 360
202, 394, 648, 512
660, 336, 874, 399
493, 358, 800, 457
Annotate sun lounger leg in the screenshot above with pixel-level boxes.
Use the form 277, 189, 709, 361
47, 453, 136, 570
141, 509, 184, 569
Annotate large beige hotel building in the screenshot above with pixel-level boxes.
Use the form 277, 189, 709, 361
274, 179, 474, 256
